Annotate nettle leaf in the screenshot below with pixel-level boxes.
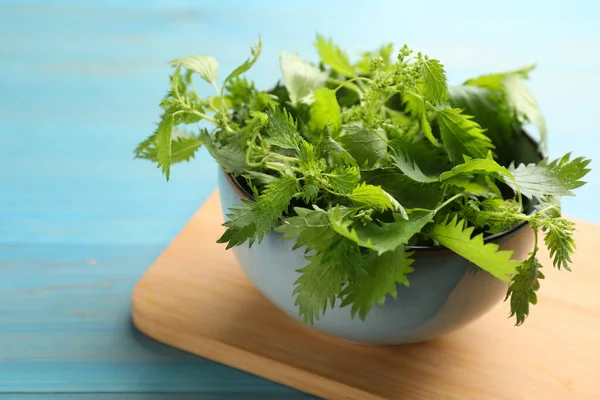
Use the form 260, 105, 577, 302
276, 207, 339, 252
448, 85, 515, 161
419, 57, 448, 103
218, 174, 299, 248
427, 216, 521, 282
156, 114, 174, 180
319, 135, 358, 167
507, 153, 591, 199
403, 91, 440, 147
279, 51, 328, 105
339, 124, 388, 168
503, 74, 547, 151
222, 37, 262, 92
347, 182, 408, 218
135, 129, 202, 165
505, 254, 544, 326
314, 34, 356, 77
308, 87, 342, 135
390, 148, 437, 183
341, 246, 415, 320
436, 107, 495, 164
264, 107, 302, 149
464, 65, 534, 92
540, 216, 576, 271
200, 130, 247, 175
170, 55, 218, 85
293, 238, 366, 324
361, 169, 443, 210
329, 207, 434, 254
439, 153, 516, 186
325, 167, 360, 194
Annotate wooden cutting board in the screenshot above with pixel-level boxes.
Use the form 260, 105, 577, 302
131, 191, 600, 400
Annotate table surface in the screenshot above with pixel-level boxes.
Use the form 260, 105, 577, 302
1, 1, 599, 398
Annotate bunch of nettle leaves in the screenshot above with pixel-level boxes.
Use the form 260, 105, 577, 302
135, 36, 591, 326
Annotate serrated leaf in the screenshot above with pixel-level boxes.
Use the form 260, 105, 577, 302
325, 167, 360, 194
505, 254, 544, 326
135, 131, 202, 165
464, 65, 534, 92
170, 55, 218, 85
427, 216, 521, 282
361, 168, 443, 210
347, 183, 408, 219
292, 238, 365, 324
222, 37, 262, 92
419, 57, 448, 103
314, 34, 356, 77
279, 51, 328, 105
264, 107, 302, 149
218, 174, 298, 248
507, 153, 591, 199
199, 129, 247, 174
156, 114, 174, 180
308, 87, 341, 135
503, 74, 547, 151
390, 148, 437, 183
439, 152, 516, 186
319, 135, 358, 167
341, 246, 414, 320
403, 91, 440, 147
541, 216, 575, 271
436, 107, 495, 164
276, 207, 339, 252
339, 125, 388, 168
329, 207, 434, 254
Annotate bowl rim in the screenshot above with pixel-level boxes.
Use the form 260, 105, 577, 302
221, 130, 543, 253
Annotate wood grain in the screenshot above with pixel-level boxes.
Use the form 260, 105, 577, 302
133, 191, 600, 400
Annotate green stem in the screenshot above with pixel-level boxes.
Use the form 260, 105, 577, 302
433, 193, 468, 213
332, 77, 371, 93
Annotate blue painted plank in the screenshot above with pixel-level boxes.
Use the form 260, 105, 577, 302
0, 244, 313, 397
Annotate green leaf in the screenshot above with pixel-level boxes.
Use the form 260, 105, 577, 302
156, 114, 174, 180
361, 168, 444, 210
200, 129, 247, 174
427, 216, 521, 282
135, 129, 202, 165
436, 107, 495, 164
390, 148, 437, 183
347, 182, 408, 218
419, 57, 448, 103
503, 74, 547, 151
264, 107, 302, 149
505, 253, 544, 326
403, 91, 440, 147
279, 51, 328, 105
293, 238, 365, 324
276, 207, 339, 252
314, 34, 356, 77
308, 87, 342, 135
464, 65, 534, 92
439, 152, 516, 186
325, 167, 360, 194
339, 125, 388, 168
170, 55, 218, 85
539, 216, 576, 271
222, 37, 262, 92
329, 207, 434, 254
341, 246, 415, 320
507, 153, 591, 199
318, 135, 358, 167
448, 85, 516, 163
218, 174, 299, 248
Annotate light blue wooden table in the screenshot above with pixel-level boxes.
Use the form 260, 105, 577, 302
1, 0, 598, 398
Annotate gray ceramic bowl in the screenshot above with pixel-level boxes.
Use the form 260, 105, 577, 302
217, 168, 535, 345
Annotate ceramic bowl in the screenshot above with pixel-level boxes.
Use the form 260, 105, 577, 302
217, 167, 535, 345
